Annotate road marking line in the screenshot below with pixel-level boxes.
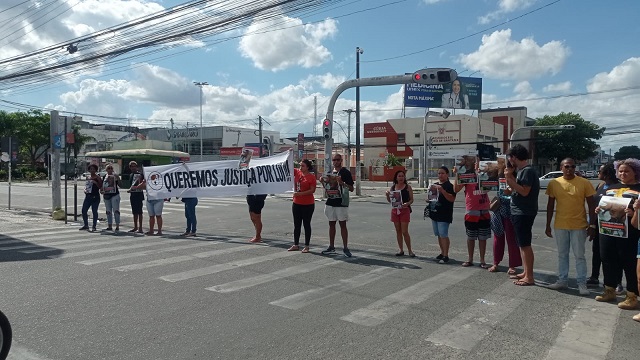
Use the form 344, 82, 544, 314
207, 253, 372, 293
159, 250, 297, 282
48, 240, 190, 259
0, 238, 96, 250
110, 245, 258, 272
0, 228, 80, 238
270, 267, 398, 310
77, 242, 222, 265
340, 267, 476, 326
425, 281, 530, 351
20, 238, 137, 253
543, 298, 620, 360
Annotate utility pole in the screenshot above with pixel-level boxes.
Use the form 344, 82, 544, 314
7, 136, 11, 210
355, 47, 363, 195
313, 96, 318, 137
170, 118, 175, 151
50, 110, 61, 212
343, 109, 355, 169
258, 115, 263, 157
194, 81, 208, 161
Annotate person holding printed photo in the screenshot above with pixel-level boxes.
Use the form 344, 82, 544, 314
386, 170, 414, 257
428, 166, 456, 264
80, 164, 103, 232
289, 159, 316, 253
101, 164, 121, 232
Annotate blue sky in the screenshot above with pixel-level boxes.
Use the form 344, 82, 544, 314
1, 0, 639, 152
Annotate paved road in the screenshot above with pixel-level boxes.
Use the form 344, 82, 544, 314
0, 181, 637, 360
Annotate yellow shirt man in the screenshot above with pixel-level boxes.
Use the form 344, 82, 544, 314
546, 176, 596, 229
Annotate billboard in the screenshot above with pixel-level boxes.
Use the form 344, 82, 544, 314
404, 76, 482, 110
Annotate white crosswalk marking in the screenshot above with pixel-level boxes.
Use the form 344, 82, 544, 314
544, 298, 620, 360
21, 238, 137, 253
77, 242, 222, 265
110, 245, 259, 272
49, 240, 187, 259
1, 228, 81, 239
207, 252, 371, 294
340, 267, 477, 326
159, 250, 297, 282
270, 267, 398, 310
425, 280, 530, 351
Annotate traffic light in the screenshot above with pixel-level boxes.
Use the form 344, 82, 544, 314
412, 68, 458, 85
262, 136, 272, 156
322, 119, 331, 140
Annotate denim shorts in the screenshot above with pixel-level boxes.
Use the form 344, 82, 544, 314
432, 220, 450, 237
146, 199, 164, 217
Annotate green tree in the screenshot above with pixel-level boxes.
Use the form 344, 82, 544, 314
383, 153, 403, 166
613, 145, 640, 160
0, 110, 16, 138
534, 112, 605, 168
12, 110, 51, 168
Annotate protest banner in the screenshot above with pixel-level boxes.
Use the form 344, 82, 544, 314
144, 150, 294, 199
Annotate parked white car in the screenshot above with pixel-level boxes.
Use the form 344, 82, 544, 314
539, 171, 563, 189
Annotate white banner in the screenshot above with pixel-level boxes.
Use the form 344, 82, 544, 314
427, 148, 476, 159
144, 150, 294, 199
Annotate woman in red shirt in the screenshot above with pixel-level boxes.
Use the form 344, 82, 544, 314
289, 159, 317, 253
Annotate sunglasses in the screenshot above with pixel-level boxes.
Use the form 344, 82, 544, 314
563, 165, 576, 169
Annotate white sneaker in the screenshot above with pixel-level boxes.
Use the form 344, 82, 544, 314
548, 281, 568, 290
578, 284, 589, 295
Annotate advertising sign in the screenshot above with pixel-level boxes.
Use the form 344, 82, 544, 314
404, 77, 482, 110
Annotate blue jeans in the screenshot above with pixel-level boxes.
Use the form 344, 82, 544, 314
431, 220, 450, 238
82, 195, 100, 228
104, 194, 121, 226
555, 228, 588, 285
183, 198, 198, 233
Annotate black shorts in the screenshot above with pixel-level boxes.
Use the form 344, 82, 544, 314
247, 194, 267, 214
130, 193, 144, 215
511, 214, 536, 247
464, 219, 491, 240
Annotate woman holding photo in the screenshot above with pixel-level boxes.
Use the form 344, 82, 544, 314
101, 164, 121, 232
289, 159, 316, 253
386, 170, 414, 257
80, 164, 103, 232
595, 158, 640, 316
428, 166, 456, 263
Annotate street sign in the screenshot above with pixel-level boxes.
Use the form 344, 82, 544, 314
427, 148, 476, 159
53, 135, 62, 149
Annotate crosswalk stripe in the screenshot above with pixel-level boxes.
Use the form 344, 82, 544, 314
0, 228, 81, 238
543, 298, 620, 360
159, 250, 297, 282
0, 237, 96, 250
0, 227, 66, 237
77, 242, 222, 265
425, 280, 530, 351
270, 267, 398, 310
48, 240, 190, 259
207, 252, 374, 294
0, 230, 108, 248
20, 238, 138, 253
109, 244, 257, 272
340, 267, 477, 326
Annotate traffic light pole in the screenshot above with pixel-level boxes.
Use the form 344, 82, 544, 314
324, 68, 457, 195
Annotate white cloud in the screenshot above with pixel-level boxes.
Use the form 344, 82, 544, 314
458, 29, 570, 80
543, 81, 572, 93
479, 0, 537, 24
422, 0, 447, 4
514, 81, 532, 94
301, 73, 346, 90
239, 16, 337, 71
587, 57, 640, 93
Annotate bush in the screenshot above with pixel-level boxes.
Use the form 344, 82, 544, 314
0, 169, 6, 181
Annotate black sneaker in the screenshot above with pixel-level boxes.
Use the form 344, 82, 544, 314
343, 248, 352, 258
435, 254, 444, 261
321, 247, 336, 255
438, 256, 449, 264
79, 226, 89, 231
586, 277, 599, 286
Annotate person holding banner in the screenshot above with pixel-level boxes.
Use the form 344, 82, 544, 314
386, 170, 415, 257
289, 159, 316, 253
80, 164, 103, 231
127, 161, 146, 234
247, 194, 267, 243
101, 164, 121, 232
181, 197, 198, 237
441, 79, 470, 109
595, 158, 640, 313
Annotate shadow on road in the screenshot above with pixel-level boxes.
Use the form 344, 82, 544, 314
0, 235, 64, 262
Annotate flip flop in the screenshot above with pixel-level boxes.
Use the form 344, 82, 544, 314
461, 261, 473, 267
488, 265, 499, 272
509, 273, 525, 280
514, 280, 535, 286
507, 268, 517, 275
479, 263, 489, 269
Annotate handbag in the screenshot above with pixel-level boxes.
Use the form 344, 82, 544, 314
489, 196, 501, 212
